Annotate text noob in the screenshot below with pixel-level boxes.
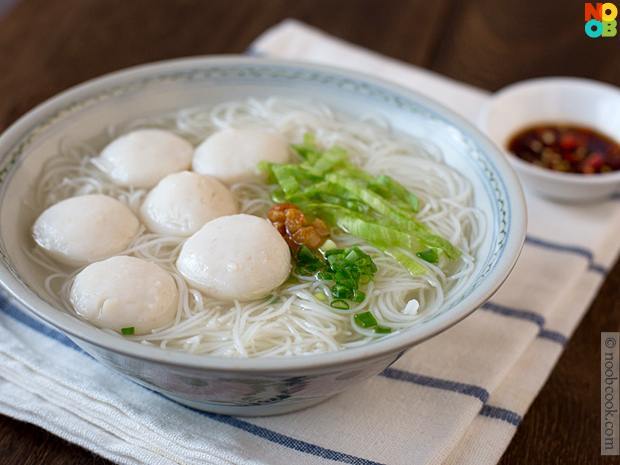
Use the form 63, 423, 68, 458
585, 3, 618, 37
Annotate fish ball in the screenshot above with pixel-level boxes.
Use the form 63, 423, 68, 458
33, 194, 139, 266
176, 214, 291, 301
70, 256, 178, 335
192, 128, 289, 185
140, 171, 238, 236
95, 129, 193, 188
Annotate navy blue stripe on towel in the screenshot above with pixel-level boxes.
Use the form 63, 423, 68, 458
479, 405, 522, 426
524, 235, 606, 275
481, 302, 568, 346
537, 328, 568, 346
191, 410, 387, 465
379, 368, 490, 403
0, 293, 81, 351
380, 368, 525, 426
481, 302, 545, 327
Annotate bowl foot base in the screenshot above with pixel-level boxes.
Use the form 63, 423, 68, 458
164, 393, 332, 416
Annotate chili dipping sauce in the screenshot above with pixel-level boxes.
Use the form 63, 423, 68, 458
507, 124, 620, 174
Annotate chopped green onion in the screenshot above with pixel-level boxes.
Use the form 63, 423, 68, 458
314, 292, 327, 301
299, 244, 378, 307
326, 254, 339, 266
330, 299, 350, 310
121, 327, 135, 335
297, 244, 317, 262
317, 271, 334, 281
344, 246, 363, 264
319, 239, 338, 253
417, 249, 439, 263
324, 248, 345, 257
375, 326, 392, 333
298, 267, 317, 276
354, 311, 378, 328
332, 258, 348, 270
331, 285, 353, 299
348, 267, 360, 280
295, 244, 324, 273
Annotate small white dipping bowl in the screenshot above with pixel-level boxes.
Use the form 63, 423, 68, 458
477, 77, 620, 203
0, 56, 526, 415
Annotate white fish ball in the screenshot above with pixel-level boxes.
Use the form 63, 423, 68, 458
94, 129, 193, 188
176, 214, 291, 301
70, 256, 178, 335
140, 171, 238, 236
33, 194, 139, 266
192, 128, 289, 185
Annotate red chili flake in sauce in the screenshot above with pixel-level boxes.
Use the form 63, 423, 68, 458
267, 202, 330, 251
507, 125, 620, 174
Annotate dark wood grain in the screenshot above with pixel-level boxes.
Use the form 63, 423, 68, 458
0, 0, 450, 134
431, 0, 620, 91
0, 0, 619, 463
0, 415, 108, 465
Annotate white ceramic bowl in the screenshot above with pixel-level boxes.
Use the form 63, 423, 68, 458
477, 77, 620, 202
0, 56, 526, 415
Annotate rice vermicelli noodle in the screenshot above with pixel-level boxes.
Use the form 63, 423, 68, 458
26, 97, 486, 357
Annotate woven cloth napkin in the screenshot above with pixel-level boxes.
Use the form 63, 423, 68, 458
1, 19, 619, 465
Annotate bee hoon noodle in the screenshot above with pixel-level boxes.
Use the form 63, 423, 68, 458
28, 98, 486, 357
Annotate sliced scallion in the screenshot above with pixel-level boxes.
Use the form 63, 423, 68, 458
330, 299, 350, 310
375, 326, 392, 333
319, 239, 338, 254
417, 249, 439, 263
354, 311, 378, 328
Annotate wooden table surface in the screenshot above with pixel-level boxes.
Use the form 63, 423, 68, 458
1, 0, 619, 463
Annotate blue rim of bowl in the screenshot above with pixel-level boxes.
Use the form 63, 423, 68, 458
0, 56, 526, 372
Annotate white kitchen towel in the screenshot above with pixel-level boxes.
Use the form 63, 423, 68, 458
0, 19, 618, 465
